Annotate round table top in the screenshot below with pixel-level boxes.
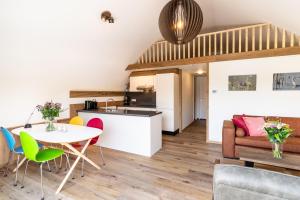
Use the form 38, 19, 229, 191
11, 123, 102, 144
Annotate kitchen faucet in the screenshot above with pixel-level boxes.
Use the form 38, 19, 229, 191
105, 98, 115, 111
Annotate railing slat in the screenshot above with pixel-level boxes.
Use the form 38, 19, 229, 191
290, 33, 295, 47
183, 44, 186, 59
274, 26, 278, 49
145, 49, 148, 63
203, 36, 206, 56
266, 25, 270, 50
259, 25, 263, 50
188, 42, 191, 58
160, 43, 163, 62
157, 44, 159, 62
232, 30, 235, 53
239, 29, 242, 53
226, 32, 229, 54
193, 39, 196, 58
165, 42, 167, 61
173, 44, 177, 60
245, 28, 248, 52
220, 33, 223, 55
169, 43, 172, 60
178, 44, 181, 59
214, 33, 217, 55
198, 36, 201, 57
282, 29, 286, 48
252, 27, 255, 51
209, 35, 211, 56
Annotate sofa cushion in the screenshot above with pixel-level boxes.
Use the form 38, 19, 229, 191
236, 128, 246, 137
232, 115, 249, 135
243, 117, 266, 136
235, 136, 300, 153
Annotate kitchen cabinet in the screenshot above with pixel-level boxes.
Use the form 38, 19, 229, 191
156, 73, 179, 133
129, 75, 156, 92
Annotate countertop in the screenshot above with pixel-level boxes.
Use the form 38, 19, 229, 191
77, 109, 161, 117
120, 105, 156, 108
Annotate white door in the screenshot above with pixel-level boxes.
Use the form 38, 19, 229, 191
195, 76, 208, 119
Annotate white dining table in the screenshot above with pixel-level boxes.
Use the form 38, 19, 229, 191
11, 123, 103, 194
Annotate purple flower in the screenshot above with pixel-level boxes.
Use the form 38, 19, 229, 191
54, 103, 62, 109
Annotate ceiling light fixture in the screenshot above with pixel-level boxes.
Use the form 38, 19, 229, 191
101, 11, 114, 23
159, 0, 203, 44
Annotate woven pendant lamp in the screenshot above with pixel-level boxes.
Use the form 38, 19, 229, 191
159, 0, 203, 45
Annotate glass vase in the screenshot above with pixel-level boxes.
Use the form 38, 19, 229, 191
272, 142, 283, 159
46, 119, 56, 132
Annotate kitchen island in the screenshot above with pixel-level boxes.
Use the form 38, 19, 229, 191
78, 109, 162, 157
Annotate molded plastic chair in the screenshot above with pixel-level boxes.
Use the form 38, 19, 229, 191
0, 127, 46, 186
69, 116, 84, 126
77, 118, 105, 177
20, 131, 65, 200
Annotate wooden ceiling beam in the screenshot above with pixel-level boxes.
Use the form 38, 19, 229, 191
126, 47, 300, 71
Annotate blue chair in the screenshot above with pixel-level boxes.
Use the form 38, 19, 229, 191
0, 127, 48, 186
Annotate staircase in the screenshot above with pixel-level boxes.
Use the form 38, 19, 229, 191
127, 23, 300, 70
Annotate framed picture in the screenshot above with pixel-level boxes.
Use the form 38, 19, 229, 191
273, 72, 300, 91
228, 75, 257, 91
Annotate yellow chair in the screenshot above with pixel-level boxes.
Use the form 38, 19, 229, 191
69, 116, 84, 126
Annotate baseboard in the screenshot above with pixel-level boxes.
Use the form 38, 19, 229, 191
162, 129, 179, 136
206, 139, 222, 144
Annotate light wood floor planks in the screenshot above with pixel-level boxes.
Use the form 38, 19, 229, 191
0, 120, 299, 200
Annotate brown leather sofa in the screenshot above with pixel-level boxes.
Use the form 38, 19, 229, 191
222, 115, 300, 158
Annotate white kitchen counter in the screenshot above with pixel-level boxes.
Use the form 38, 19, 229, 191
78, 110, 162, 157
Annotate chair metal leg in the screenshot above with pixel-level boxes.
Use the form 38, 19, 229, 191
59, 145, 64, 169
53, 159, 58, 172
40, 164, 45, 200
14, 155, 20, 186
21, 160, 30, 189
99, 146, 106, 166
46, 161, 51, 172
4, 151, 13, 177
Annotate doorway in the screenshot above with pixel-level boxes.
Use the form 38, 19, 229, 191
194, 75, 208, 121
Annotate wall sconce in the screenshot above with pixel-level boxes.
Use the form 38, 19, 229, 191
101, 11, 114, 23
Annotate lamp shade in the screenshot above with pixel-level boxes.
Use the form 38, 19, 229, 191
159, 0, 203, 45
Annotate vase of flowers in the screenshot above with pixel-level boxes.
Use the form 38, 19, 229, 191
37, 101, 64, 132
264, 121, 293, 159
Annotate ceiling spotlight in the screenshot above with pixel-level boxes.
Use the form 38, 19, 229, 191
101, 11, 114, 23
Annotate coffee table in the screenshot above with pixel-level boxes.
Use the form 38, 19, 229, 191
236, 146, 300, 170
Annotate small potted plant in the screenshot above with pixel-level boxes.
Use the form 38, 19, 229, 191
264, 121, 293, 159
37, 101, 64, 131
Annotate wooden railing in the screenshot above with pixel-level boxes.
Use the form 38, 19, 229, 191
135, 23, 300, 65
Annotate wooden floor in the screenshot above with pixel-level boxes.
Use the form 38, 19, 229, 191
0, 120, 298, 200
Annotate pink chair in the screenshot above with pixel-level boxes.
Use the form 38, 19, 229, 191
80, 118, 105, 177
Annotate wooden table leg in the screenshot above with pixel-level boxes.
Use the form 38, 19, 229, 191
55, 139, 101, 194
13, 157, 26, 173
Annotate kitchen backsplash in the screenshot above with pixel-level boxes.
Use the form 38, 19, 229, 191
126, 92, 156, 107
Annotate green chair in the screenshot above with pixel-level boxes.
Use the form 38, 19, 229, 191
19, 131, 65, 200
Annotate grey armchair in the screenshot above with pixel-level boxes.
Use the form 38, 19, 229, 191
213, 164, 300, 200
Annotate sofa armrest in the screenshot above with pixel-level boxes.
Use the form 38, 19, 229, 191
222, 120, 236, 158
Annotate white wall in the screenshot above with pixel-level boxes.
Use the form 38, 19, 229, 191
181, 71, 195, 129
0, 0, 166, 127
208, 55, 300, 142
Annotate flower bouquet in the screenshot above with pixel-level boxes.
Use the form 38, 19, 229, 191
264, 121, 293, 159
37, 101, 64, 131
